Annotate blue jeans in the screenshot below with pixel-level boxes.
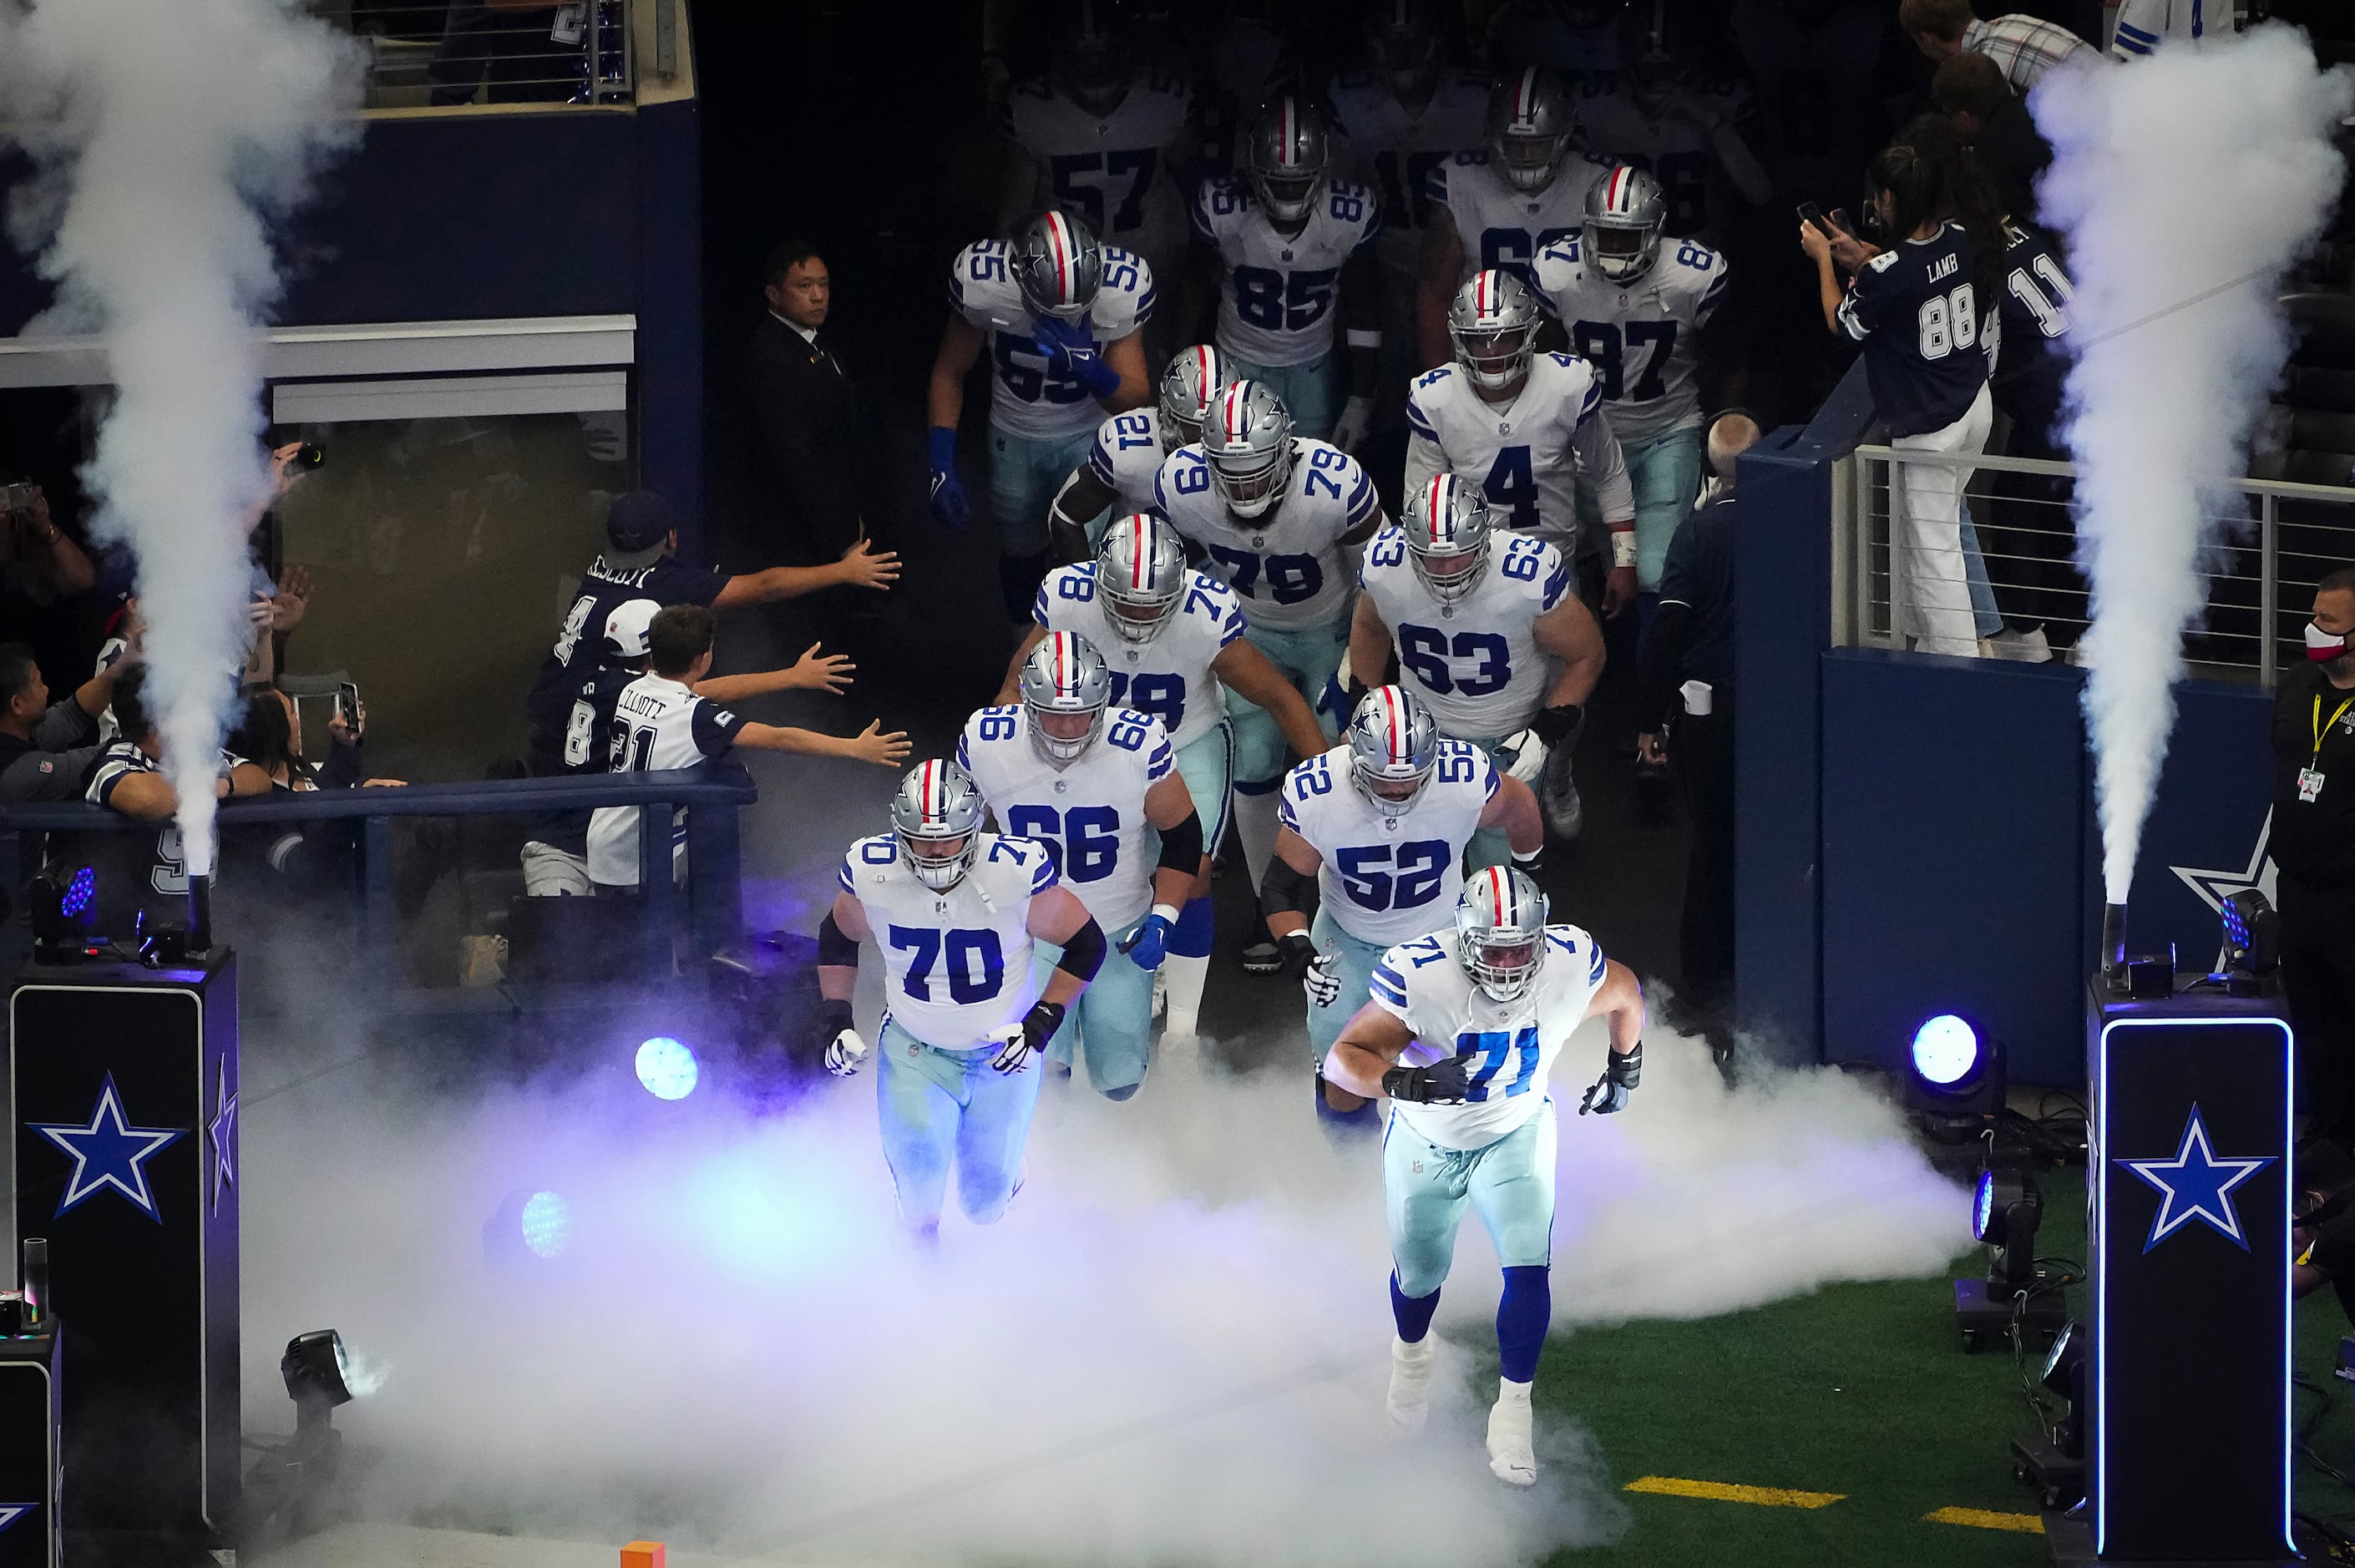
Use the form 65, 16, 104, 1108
1625, 427, 1704, 594
1226, 618, 1349, 790
1304, 904, 1399, 1068
875, 1016, 1043, 1228
1385, 1098, 1557, 1297
989, 426, 1097, 557
1031, 913, 1157, 1095
1958, 506, 2005, 638
1226, 353, 1338, 441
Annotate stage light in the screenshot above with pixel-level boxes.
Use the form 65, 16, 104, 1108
1906, 1012, 2007, 1145
2043, 1319, 2083, 1397
26, 862, 96, 962
1913, 1014, 1981, 1085
1973, 1166, 2044, 1284
1957, 1159, 2064, 1352
519, 1191, 572, 1258
2222, 891, 2280, 989
281, 1328, 353, 1411
2009, 1318, 2089, 1510
635, 1035, 698, 1100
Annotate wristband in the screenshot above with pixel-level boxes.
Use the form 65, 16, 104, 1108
927, 426, 959, 470
1150, 903, 1182, 926
1531, 703, 1583, 746
1345, 328, 1383, 349
1611, 529, 1638, 569
820, 996, 854, 1036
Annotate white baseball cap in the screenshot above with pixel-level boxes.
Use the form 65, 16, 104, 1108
603, 598, 661, 660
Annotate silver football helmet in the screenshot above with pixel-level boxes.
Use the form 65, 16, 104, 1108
1243, 94, 1332, 226
1401, 474, 1493, 604
1009, 209, 1104, 323
1584, 164, 1667, 284
1017, 630, 1115, 767
1346, 684, 1441, 817
1096, 513, 1189, 643
1486, 66, 1576, 195
891, 759, 987, 891
1456, 865, 1550, 1002
1157, 344, 1230, 453
1365, 0, 1442, 97
1201, 379, 1295, 518
1446, 269, 1542, 392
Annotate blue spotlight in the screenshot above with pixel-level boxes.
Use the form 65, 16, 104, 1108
635, 1035, 699, 1100
1912, 1014, 1982, 1087
1972, 1168, 1997, 1241
519, 1191, 572, 1258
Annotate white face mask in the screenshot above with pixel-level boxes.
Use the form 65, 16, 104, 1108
2308, 619, 2350, 663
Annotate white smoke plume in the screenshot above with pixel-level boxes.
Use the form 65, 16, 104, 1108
2033, 29, 2351, 904
239, 1016, 1964, 1565
0, 0, 360, 876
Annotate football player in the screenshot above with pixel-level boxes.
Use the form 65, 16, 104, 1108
1044, 344, 1229, 558
819, 761, 1107, 1239
1188, 94, 1383, 448
1415, 65, 1610, 365
1405, 269, 1638, 619
958, 632, 1202, 1098
1324, 867, 1645, 1485
929, 210, 1156, 622
1005, 514, 1330, 1034
1264, 685, 1542, 1136
1532, 165, 1731, 607
1352, 475, 1603, 848
1575, 3, 1771, 244
1154, 379, 1387, 969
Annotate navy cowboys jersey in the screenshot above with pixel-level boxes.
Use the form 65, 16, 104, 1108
950, 238, 1157, 443
1329, 68, 1490, 281
1086, 407, 1175, 516
1836, 221, 1994, 438
529, 556, 726, 741
1033, 561, 1247, 751
1153, 438, 1383, 631
839, 831, 1058, 1050
1992, 220, 2074, 434
1190, 175, 1382, 369
1279, 740, 1498, 945
1532, 229, 1729, 446
1358, 526, 1572, 738
957, 705, 1176, 933
84, 741, 249, 932
1403, 352, 1632, 551
1427, 147, 1613, 292
585, 673, 747, 887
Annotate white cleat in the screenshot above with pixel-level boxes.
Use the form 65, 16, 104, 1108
1486, 1378, 1537, 1486
1387, 1335, 1436, 1432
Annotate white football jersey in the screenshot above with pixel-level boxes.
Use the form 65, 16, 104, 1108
956, 705, 1176, 932
1086, 407, 1176, 515
1278, 741, 1497, 945
1033, 561, 1246, 752
1153, 438, 1383, 631
838, 830, 1056, 1050
1329, 68, 1489, 281
1370, 922, 1608, 1149
1574, 79, 1758, 240
1002, 70, 1193, 255
950, 239, 1157, 443
1427, 148, 1612, 291
1358, 527, 1572, 738
586, 674, 747, 887
1532, 231, 1729, 447
1190, 175, 1382, 368
1403, 352, 1630, 551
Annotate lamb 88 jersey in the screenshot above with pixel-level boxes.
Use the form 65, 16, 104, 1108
955, 705, 1176, 933
1086, 407, 1175, 515
1328, 68, 1489, 281
1358, 525, 1570, 738
1403, 352, 1613, 549
1033, 561, 1246, 751
1532, 230, 1729, 447
1370, 922, 1608, 1149
1427, 148, 1613, 292
1190, 175, 1381, 369
1153, 438, 1381, 631
950, 239, 1157, 443
839, 831, 1056, 1050
1001, 70, 1193, 253
1279, 740, 1498, 945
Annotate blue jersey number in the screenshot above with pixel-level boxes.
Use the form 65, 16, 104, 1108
1499, 536, 1546, 581
1334, 839, 1451, 911
1573, 320, 1677, 402
1232, 265, 1339, 332
1048, 149, 1159, 233
1207, 543, 1323, 606
1399, 625, 1510, 697
1453, 1025, 1542, 1102
1005, 804, 1122, 883
1479, 226, 1576, 289
888, 926, 1005, 1004
1482, 446, 1538, 529
1107, 671, 1184, 731
994, 331, 1087, 405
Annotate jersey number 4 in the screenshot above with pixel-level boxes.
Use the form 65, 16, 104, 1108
887, 926, 1005, 1004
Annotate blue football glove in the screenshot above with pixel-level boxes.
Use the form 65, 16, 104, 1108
1121, 909, 1176, 972
926, 426, 970, 528
1031, 316, 1122, 399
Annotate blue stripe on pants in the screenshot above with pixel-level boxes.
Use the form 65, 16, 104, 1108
1384, 1098, 1557, 1297
875, 1016, 1043, 1227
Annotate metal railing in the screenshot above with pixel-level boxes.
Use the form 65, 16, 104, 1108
1831, 444, 2355, 684
313, 0, 635, 111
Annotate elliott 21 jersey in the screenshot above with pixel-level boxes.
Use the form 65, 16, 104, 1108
950, 238, 1156, 443
1358, 526, 1571, 738
1427, 148, 1613, 292
1190, 175, 1381, 369
1153, 438, 1382, 631
1086, 407, 1175, 515
1404, 352, 1624, 550
1034, 561, 1246, 751
1278, 740, 1498, 946
1370, 920, 1608, 1149
586, 673, 747, 886
1002, 70, 1193, 254
1328, 68, 1490, 282
839, 830, 1056, 1050
956, 705, 1176, 933
1532, 230, 1728, 447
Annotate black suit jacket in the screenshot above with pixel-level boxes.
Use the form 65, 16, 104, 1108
1974, 97, 2055, 226
745, 312, 864, 563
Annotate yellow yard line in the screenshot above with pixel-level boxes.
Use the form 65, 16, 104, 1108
1623, 1475, 1846, 1510
1924, 1506, 2046, 1534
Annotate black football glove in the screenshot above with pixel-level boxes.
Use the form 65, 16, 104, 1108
1579, 1041, 1643, 1115
1383, 1055, 1473, 1105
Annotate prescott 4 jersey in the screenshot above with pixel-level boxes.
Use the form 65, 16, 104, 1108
950, 238, 1157, 443
956, 704, 1177, 933
1154, 438, 1382, 631
1086, 406, 1177, 515
1328, 68, 1490, 281
1279, 740, 1498, 946
1371, 920, 1609, 1149
1033, 561, 1246, 752
1428, 147, 1613, 292
1358, 526, 1571, 739
1532, 228, 1729, 447
1002, 70, 1193, 255
1190, 174, 1381, 369
1404, 352, 1629, 549
839, 830, 1056, 1050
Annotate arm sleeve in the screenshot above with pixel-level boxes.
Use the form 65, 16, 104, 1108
1212, 583, 1247, 647
1145, 727, 1174, 780
690, 701, 748, 756
31, 698, 94, 752
651, 563, 729, 609
1836, 260, 1893, 342
1573, 400, 1635, 526
85, 752, 132, 807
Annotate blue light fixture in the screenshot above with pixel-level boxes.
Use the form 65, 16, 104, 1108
1912, 1014, 1982, 1087
519, 1191, 572, 1258
635, 1036, 699, 1100
1973, 1168, 1997, 1241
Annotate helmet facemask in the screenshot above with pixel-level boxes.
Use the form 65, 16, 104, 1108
1495, 131, 1567, 194
1209, 440, 1292, 518
1466, 930, 1544, 1001
1027, 702, 1107, 767
1017, 630, 1116, 770
1586, 218, 1660, 284
904, 831, 977, 891
1410, 544, 1489, 604
1451, 320, 1536, 392
1455, 865, 1550, 1000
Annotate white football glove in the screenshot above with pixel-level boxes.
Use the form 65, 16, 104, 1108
1303, 951, 1341, 1008
986, 1021, 1036, 1075
1331, 395, 1374, 454
824, 1027, 869, 1078
1497, 728, 1550, 786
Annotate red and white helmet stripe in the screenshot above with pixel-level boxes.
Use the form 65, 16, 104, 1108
1220, 382, 1253, 443
1043, 211, 1076, 304
1511, 67, 1540, 130
1276, 97, 1300, 169
919, 759, 944, 823
1380, 685, 1408, 762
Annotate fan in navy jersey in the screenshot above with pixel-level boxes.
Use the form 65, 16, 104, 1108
1979, 218, 2082, 660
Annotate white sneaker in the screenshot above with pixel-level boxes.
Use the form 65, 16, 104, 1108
1486, 1378, 1537, 1486
1387, 1335, 1436, 1432
1988, 625, 2054, 663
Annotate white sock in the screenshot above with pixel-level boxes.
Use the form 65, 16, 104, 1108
1388, 1335, 1436, 1431
1233, 789, 1281, 898
1486, 1376, 1537, 1485
1162, 953, 1208, 1036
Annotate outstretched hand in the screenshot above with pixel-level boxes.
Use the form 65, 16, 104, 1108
836, 537, 902, 590
789, 641, 855, 694
848, 720, 912, 767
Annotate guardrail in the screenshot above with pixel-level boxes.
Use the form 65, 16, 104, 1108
2, 766, 752, 985
1831, 445, 2355, 685
319, 0, 634, 110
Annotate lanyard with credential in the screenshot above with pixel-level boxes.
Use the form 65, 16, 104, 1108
2315, 693, 2355, 766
